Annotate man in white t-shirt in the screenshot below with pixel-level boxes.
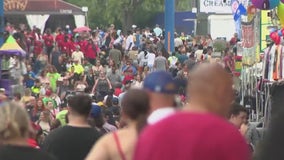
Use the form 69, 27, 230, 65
125, 31, 134, 51
71, 46, 84, 64
137, 50, 149, 71
174, 33, 183, 48
147, 51, 156, 72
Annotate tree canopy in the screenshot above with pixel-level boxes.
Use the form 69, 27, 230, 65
65, 0, 192, 31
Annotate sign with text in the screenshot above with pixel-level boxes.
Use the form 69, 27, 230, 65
200, 0, 232, 13
199, 0, 249, 14
4, 0, 28, 11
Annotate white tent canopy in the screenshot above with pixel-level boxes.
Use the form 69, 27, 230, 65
26, 15, 50, 33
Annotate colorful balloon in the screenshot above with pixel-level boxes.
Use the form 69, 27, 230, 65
270, 32, 281, 45
275, 35, 281, 45
252, 0, 280, 10
270, 32, 278, 40
278, 30, 283, 36
281, 28, 284, 35
278, 2, 284, 27
270, 28, 277, 33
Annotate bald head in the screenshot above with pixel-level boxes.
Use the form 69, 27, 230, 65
187, 63, 234, 117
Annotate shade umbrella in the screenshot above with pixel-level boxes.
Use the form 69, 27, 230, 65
73, 26, 91, 33
0, 35, 26, 57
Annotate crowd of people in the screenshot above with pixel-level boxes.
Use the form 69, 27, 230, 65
0, 23, 276, 160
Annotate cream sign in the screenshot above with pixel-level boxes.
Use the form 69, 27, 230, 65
200, 0, 249, 14
200, 0, 233, 14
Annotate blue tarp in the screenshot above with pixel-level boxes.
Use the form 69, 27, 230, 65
154, 11, 196, 35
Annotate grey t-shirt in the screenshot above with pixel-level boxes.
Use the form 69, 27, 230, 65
155, 56, 167, 71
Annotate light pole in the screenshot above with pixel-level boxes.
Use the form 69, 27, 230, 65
82, 6, 89, 27
0, 0, 4, 46
164, 0, 175, 53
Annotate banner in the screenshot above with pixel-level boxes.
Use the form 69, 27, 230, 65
241, 19, 258, 66
242, 20, 255, 48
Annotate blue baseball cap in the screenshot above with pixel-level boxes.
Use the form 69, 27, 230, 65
143, 71, 178, 94
90, 103, 102, 118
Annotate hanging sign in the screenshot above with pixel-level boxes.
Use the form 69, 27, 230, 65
199, 0, 249, 14
200, 0, 232, 13
4, 0, 28, 11
242, 20, 255, 48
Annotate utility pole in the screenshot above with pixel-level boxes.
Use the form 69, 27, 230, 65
0, 0, 4, 46
164, 0, 175, 53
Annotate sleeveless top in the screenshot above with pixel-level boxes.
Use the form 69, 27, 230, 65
86, 74, 95, 87
96, 78, 109, 93
113, 132, 127, 160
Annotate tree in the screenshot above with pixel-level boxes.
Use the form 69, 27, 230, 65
65, 0, 191, 32
176, 0, 192, 11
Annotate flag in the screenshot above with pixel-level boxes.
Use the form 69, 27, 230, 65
231, 0, 240, 14
234, 3, 247, 21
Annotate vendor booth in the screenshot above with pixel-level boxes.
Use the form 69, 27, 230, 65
0, 35, 26, 96
4, 0, 86, 32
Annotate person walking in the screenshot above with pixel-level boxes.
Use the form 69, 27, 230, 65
42, 94, 101, 160
134, 63, 250, 160
143, 71, 177, 124
154, 50, 168, 71
71, 45, 84, 64
109, 44, 122, 68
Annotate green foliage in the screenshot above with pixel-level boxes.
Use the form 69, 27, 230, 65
65, 0, 192, 30
176, 0, 192, 11
213, 39, 227, 52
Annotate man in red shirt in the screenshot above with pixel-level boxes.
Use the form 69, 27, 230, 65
134, 63, 250, 160
33, 28, 43, 56
43, 29, 54, 61
84, 39, 98, 64
55, 28, 64, 48
68, 38, 76, 54
60, 36, 71, 56
76, 36, 88, 55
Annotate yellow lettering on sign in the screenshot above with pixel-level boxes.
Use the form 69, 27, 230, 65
4, 0, 28, 11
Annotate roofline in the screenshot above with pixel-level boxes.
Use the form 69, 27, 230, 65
21, 0, 83, 10
60, 0, 83, 11
5, 11, 85, 15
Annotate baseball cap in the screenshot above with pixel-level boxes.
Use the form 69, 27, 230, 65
112, 97, 119, 105
90, 103, 102, 118
143, 71, 178, 94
